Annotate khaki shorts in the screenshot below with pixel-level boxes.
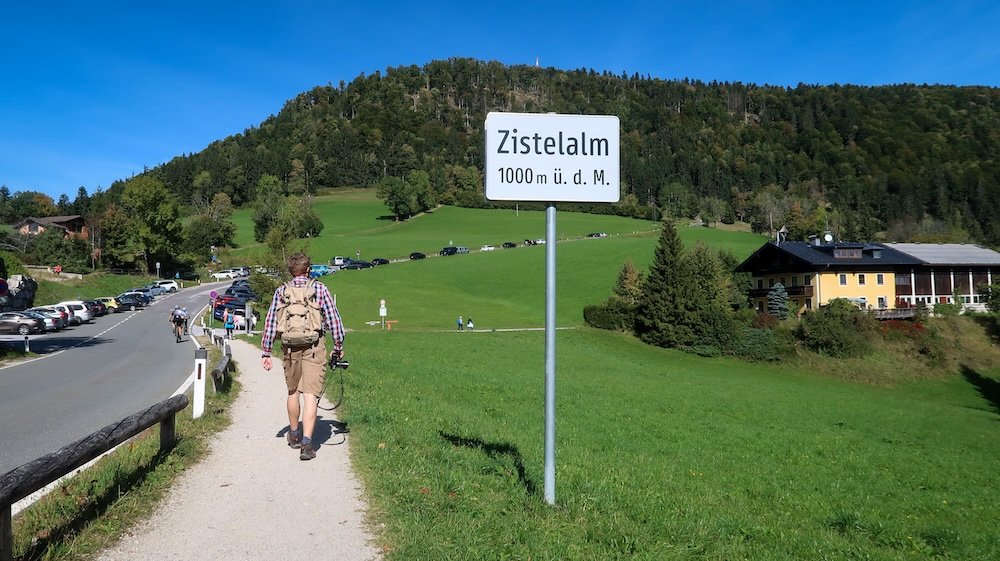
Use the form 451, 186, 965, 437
282, 338, 326, 397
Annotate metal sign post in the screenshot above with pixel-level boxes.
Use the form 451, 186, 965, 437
379, 299, 387, 330
484, 112, 620, 506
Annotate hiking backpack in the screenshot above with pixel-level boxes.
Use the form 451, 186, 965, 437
276, 280, 323, 348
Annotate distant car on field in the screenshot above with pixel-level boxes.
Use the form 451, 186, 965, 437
502, 242, 517, 249
456, 246, 469, 254
409, 252, 426, 260
331, 256, 346, 266
587, 232, 608, 238
440, 246, 458, 256
343, 260, 372, 270
480, 245, 496, 252
309, 264, 332, 278
371, 258, 390, 266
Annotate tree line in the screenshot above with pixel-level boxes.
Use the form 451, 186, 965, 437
4, 58, 999, 272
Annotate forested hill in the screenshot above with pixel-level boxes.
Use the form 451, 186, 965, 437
149, 58, 1000, 245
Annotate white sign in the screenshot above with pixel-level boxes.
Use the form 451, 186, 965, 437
484, 112, 620, 203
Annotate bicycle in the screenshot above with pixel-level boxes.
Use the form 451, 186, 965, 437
173, 319, 184, 343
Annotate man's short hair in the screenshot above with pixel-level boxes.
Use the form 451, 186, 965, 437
287, 252, 310, 276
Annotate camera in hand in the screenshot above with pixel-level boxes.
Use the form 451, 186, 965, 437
329, 356, 349, 370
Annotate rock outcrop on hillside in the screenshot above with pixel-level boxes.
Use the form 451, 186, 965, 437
0, 274, 37, 312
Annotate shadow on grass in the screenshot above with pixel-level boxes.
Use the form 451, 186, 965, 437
961, 365, 1000, 416
440, 432, 537, 496
971, 315, 1000, 344
16, 440, 179, 560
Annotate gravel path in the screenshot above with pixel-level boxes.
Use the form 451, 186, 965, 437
96, 338, 381, 561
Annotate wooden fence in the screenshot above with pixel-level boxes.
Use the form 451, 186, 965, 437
0, 394, 189, 561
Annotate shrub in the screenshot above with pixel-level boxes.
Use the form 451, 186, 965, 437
724, 325, 790, 362
796, 299, 876, 358
751, 312, 780, 330
583, 298, 635, 332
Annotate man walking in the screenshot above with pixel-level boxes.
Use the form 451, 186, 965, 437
261, 252, 345, 460
457, 315, 463, 331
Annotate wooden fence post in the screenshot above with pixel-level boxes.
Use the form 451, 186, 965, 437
159, 414, 176, 453
1, 502, 12, 561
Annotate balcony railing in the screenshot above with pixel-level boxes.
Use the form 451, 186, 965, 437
749, 285, 814, 298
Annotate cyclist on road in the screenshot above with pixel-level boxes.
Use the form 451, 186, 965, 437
169, 306, 187, 342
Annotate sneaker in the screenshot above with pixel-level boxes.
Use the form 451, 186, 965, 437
299, 442, 316, 461
286, 431, 302, 449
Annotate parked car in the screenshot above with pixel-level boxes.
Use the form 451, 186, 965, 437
95, 297, 122, 312
409, 252, 426, 260
456, 246, 470, 254
29, 307, 68, 329
129, 287, 155, 301
155, 280, 180, 292
502, 242, 517, 249
0, 312, 45, 335
57, 301, 93, 324
331, 256, 346, 266
524, 239, 537, 246
225, 287, 257, 300
440, 246, 458, 256
371, 258, 390, 266
480, 245, 496, 252
169, 270, 200, 281
144, 283, 166, 296
309, 264, 332, 277
343, 260, 372, 270
116, 294, 146, 311
210, 269, 239, 281
587, 232, 608, 238
83, 300, 108, 317
534, 239, 546, 245
51, 304, 77, 326
22, 310, 57, 332
118, 291, 151, 306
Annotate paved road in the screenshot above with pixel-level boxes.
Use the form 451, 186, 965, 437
0, 283, 227, 473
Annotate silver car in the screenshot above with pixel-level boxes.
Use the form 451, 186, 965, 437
28, 307, 68, 330
58, 301, 93, 324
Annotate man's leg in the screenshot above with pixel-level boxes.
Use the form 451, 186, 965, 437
287, 390, 301, 432
302, 393, 319, 439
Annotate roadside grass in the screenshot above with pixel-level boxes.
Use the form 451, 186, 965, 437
33, 273, 159, 307
8, 321, 238, 561
341, 328, 1000, 560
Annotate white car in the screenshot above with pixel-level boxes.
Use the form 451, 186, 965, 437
211, 269, 238, 281
57, 300, 93, 324
480, 245, 496, 251
155, 280, 179, 292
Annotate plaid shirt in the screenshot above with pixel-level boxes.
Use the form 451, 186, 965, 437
261, 275, 344, 354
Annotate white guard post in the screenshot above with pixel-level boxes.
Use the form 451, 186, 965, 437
194, 347, 208, 419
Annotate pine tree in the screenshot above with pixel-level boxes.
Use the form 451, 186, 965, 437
613, 258, 643, 306
683, 242, 737, 345
636, 222, 696, 348
767, 283, 789, 319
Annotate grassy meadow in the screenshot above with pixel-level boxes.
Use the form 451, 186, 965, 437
252, 191, 997, 559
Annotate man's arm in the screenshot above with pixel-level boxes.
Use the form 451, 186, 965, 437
315, 283, 344, 354
260, 285, 284, 356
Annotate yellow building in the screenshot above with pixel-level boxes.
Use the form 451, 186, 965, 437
738, 241, 919, 315
737, 241, 1000, 315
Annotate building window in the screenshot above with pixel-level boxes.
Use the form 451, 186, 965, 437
804, 274, 812, 284
877, 273, 884, 285
839, 273, 847, 286
834, 248, 862, 259
791, 276, 798, 287
769, 278, 775, 288
805, 299, 812, 309
878, 296, 887, 309
757, 279, 763, 289
858, 274, 866, 286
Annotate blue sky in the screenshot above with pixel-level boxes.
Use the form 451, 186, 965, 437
2, 1, 998, 203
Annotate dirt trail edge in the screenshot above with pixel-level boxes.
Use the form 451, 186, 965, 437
97, 338, 381, 561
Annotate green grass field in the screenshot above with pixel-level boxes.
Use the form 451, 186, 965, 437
247, 192, 997, 559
